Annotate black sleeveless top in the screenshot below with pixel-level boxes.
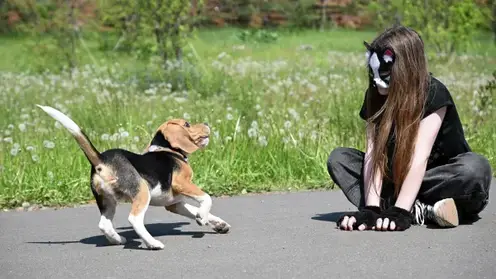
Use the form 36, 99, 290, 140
359, 75, 471, 170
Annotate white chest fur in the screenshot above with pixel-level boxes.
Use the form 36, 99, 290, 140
149, 183, 180, 206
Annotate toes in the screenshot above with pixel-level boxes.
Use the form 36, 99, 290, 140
213, 222, 231, 234
147, 240, 165, 250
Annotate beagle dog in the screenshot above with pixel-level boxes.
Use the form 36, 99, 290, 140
37, 105, 231, 250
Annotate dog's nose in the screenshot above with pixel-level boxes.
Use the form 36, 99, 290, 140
204, 122, 209, 127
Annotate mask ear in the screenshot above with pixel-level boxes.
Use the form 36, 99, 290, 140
383, 48, 394, 63
363, 41, 372, 51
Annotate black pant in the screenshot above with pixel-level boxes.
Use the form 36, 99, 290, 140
327, 147, 493, 220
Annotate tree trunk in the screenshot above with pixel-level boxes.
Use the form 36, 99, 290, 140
320, 0, 326, 31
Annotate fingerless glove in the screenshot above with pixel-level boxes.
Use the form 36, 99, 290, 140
378, 206, 413, 231
336, 205, 382, 229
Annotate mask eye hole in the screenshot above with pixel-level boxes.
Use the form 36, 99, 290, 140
379, 70, 390, 77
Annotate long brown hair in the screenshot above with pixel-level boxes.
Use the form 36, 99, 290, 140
365, 26, 430, 197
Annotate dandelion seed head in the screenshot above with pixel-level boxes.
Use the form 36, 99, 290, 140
10, 148, 18, 156
248, 128, 257, 138
43, 140, 55, 149
258, 135, 268, 147
31, 154, 39, 162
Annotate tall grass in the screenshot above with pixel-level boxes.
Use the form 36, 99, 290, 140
0, 28, 494, 208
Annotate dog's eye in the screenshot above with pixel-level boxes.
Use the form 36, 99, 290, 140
184, 122, 190, 128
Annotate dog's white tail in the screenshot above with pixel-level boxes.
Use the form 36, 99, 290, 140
37, 105, 81, 135
37, 105, 103, 167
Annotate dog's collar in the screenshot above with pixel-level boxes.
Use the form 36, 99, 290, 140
147, 145, 188, 162
147, 132, 188, 162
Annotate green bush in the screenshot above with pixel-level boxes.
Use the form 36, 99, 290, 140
367, 0, 489, 55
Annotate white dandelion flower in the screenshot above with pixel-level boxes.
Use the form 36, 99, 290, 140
258, 136, 268, 147
18, 123, 26, 132
226, 113, 233, 120
288, 108, 300, 121
10, 148, 19, 156
284, 121, 292, 129
31, 154, 39, 162
101, 134, 109, 141
4, 137, 12, 143
43, 140, 55, 149
183, 113, 190, 119
310, 131, 318, 141
110, 133, 119, 141
120, 131, 129, 138
248, 128, 258, 138
26, 145, 35, 151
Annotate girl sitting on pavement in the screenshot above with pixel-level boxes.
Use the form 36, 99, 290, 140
326, 25, 493, 231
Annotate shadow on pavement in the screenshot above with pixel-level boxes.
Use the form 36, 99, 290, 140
26, 221, 216, 250
311, 211, 354, 222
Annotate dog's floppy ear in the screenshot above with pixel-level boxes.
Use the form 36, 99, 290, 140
163, 122, 199, 154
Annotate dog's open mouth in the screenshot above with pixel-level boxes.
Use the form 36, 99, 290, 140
198, 136, 209, 147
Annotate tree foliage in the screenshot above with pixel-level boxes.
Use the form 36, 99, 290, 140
97, 0, 201, 65
367, 0, 490, 55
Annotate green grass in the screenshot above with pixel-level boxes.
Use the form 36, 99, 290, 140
0, 27, 495, 209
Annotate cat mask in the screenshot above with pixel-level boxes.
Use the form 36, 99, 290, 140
364, 41, 395, 89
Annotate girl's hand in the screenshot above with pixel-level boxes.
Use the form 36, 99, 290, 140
374, 206, 413, 231
336, 206, 381, 231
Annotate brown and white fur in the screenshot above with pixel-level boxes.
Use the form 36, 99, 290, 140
37, 105, 230, 250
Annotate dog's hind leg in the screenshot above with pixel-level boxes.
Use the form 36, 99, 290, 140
92, 183, 127, 245
166, 201, 231, 234
128, 179, 164, 250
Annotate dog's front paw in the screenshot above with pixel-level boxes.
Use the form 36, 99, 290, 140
195, 213, 208, 226
145, 239, 165, 250
212, 221, 231, 234
105, 235, 127, 245
115, 235, 127, 245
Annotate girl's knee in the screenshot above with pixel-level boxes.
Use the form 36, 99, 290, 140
456, 152, 492, 189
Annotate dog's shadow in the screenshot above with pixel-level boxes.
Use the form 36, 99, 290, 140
27, 222, 216, 250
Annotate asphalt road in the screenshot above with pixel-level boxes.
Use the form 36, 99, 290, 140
1, 179, 495, 279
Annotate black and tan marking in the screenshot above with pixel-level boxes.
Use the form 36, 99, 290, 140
37, 105, 231, 250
